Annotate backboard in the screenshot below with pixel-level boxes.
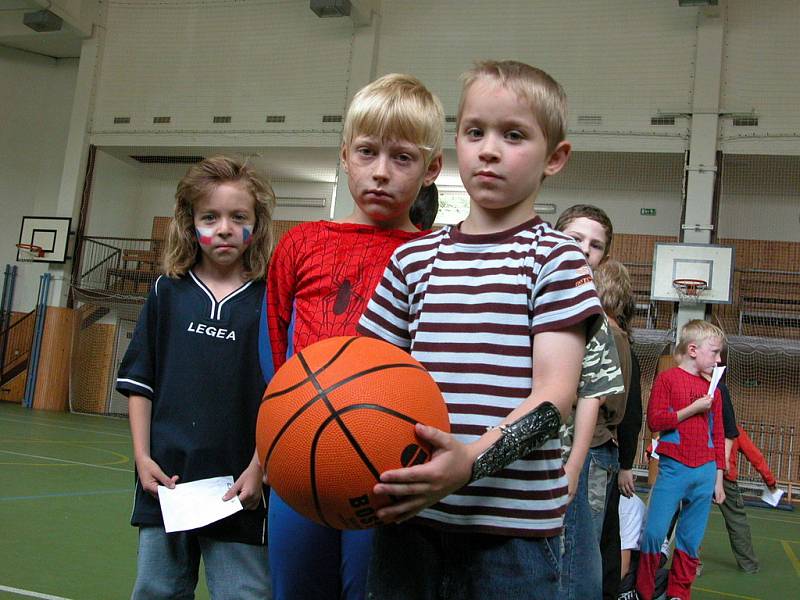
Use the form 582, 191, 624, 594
16, 216, 72, 263
651, 243, 734, 304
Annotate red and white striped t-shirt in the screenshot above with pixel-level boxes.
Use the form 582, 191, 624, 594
358, 216, 602, 536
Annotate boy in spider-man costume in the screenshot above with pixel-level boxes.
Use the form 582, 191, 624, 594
262, 73, 443, 600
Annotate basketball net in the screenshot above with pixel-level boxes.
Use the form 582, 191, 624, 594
16, 243, 45, 260
672, 278, 708, 304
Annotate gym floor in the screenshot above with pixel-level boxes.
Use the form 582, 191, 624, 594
0, 402, 797, 600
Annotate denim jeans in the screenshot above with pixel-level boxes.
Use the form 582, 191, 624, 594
560, 453, 602, 600
132, 526, 271, 600
587, 442, 620, 541
366, 521, 561, 600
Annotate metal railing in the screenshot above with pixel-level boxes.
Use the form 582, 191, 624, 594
78, 237, 162, 297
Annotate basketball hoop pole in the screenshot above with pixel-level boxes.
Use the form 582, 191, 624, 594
675, 301, 706, 336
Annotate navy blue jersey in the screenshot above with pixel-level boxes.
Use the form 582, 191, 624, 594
117, 272, 267, 545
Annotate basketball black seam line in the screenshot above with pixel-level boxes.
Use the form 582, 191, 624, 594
298, 351, 389, 525
263, 362, 429, 464
308, 431, 335, 528
308, 403, 422, 525
262, 337, 360, 401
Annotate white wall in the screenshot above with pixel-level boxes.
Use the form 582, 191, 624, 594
717, 155, 800, 241
0, 47, 78, 311
378, 0, 695, 153
92, 0, 353, 137
720, 0, 800, 155
85, 151, 145, 237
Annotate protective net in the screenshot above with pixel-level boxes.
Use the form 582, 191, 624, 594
630, 329, 676, 473
711, 154, 800, 492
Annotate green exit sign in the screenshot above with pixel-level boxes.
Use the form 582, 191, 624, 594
640, 208, 657, 216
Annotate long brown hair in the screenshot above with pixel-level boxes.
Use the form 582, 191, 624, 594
163, 156, 275, 280
593, 259, 635, 336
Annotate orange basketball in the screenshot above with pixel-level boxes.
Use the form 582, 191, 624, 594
256, 336, 450, 529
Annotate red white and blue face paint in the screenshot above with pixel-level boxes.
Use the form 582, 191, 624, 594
196, 224, 252, 246
191, 182, 256, 270
196, 226, 215, 246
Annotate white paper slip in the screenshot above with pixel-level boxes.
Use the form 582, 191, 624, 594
761, 486, 784, 507
158, 475, 243, 533
707, 365, 726, 397
650, 438, 660, 460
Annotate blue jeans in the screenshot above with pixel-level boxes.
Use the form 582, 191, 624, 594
268, 489, 374, 600
587, 442, 619, 540
366, 521, 561, 600
132, 526, 270, 600
560, 453, 602, 600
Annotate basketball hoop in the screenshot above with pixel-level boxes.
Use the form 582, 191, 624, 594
16, 243, 45, 260
672, 278, 708, 304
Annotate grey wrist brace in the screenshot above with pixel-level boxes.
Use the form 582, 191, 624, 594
470, 402, 562, 483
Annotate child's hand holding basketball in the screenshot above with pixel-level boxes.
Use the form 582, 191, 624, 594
135, 454, 179, 498
373, 423, 473, 523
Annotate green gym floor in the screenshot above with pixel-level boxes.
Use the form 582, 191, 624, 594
1, 402, 798, 600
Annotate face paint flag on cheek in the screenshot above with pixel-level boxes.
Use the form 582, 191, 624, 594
243, 225, 253, 245
196, 227, 215, 246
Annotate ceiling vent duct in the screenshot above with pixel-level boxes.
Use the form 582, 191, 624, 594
23, 9, 63, 32
130, 155, 205, 164
732, 117, 758, 127
651, 116, 676, 126
577, 115, 603, 126
678, 0, 718, 6
310, 0, 351, 18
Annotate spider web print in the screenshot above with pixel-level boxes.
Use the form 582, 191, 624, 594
268, 222, 422, 367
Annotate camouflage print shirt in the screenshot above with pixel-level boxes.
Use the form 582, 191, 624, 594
560, 315, 625, 461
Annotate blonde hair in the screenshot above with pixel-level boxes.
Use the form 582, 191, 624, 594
593, 259, 635, 336
458, 60, 568, 155
675, 319, 726, 357
163, 156, 276, 280
342, 73, 444, 167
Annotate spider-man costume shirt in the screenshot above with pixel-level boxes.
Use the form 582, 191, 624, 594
266, 221, 425, 371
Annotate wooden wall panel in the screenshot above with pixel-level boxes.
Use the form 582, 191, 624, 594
719, 238, 800, 272
32, 307, 76, 412
610, 233, 679, 265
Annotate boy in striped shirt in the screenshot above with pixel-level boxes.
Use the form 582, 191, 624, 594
358, 60, 603, 599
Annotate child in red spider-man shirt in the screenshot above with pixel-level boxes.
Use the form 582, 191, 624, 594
636, 320, 726, 600
263, 73, 443, 600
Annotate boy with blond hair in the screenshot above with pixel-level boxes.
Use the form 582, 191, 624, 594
265, 73, 442, 599
358, 60, 604, 599
636, 320, 726, 600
